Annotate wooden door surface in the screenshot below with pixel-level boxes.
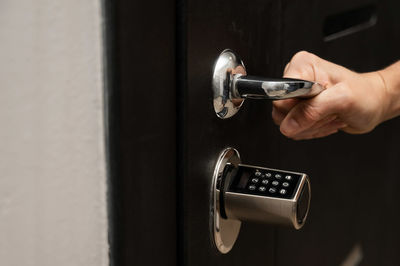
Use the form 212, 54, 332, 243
182, 0, 400, 265
109, 0, 400, 265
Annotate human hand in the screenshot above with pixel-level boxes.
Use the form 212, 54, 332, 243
272, 51, 390, 140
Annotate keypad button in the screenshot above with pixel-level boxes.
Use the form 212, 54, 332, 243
251, 178, 259, 183
269, 187, 277, 193
272, 180, 279, 186
282, 182, 289, 187
248, 185, 256, 191
261, 179, 269, 185
279, 189, 287, 195
285, 175, 292, 181
259, 186, 266, 192
275, 174, 282, 179
265, 172, 272, 178
255, 171, 261, 177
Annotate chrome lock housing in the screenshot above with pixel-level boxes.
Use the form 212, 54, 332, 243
210, 148, 311, 254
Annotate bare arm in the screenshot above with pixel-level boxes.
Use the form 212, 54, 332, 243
379, 61, 400, 121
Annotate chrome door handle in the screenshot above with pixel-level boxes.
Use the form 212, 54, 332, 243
212, 49, 325, 118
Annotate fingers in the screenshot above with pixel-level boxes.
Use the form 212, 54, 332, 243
273, 99, 299, 114
291, 119, 347, 140
280, 99, 325, 137
272, 99, 299, 125
302, 114, 337, 131
273, 51, 333, 128
278, 84, 346, 137
272, 106, 286, 126
273, 51, 356, 140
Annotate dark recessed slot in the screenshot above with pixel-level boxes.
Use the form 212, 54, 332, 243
323, 5, 377, 42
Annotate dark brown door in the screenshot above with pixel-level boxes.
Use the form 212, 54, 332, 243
182, 0, 400, 265
109, 0, 400, 265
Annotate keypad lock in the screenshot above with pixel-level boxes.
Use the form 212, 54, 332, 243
211, 148, 311, 254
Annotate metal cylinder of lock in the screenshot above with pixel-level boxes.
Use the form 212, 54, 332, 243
211, 148, 311, 254
223, 164, 311, 229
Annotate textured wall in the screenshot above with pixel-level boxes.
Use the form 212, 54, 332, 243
0, 1, 108, 265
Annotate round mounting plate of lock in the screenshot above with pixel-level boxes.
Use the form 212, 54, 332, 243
212, 49, 247, 119
210, 147, 242, 254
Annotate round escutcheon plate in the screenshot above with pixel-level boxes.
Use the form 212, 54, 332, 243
212, 49, 247, 119
210, 147, 242, 254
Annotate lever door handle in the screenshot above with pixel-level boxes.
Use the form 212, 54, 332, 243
212, 49, 325, 118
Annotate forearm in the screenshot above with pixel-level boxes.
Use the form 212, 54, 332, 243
378, 61, 400, 121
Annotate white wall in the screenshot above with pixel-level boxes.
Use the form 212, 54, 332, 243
0, 1, 108, 266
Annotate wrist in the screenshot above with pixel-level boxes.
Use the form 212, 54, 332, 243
378, 61, 400, 121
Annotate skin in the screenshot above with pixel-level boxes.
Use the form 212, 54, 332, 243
272, 51, 400, 140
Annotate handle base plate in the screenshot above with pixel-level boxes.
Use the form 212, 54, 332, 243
212, 49, 246, 119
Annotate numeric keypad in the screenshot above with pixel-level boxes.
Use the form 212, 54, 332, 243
233, 166, 301, 199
